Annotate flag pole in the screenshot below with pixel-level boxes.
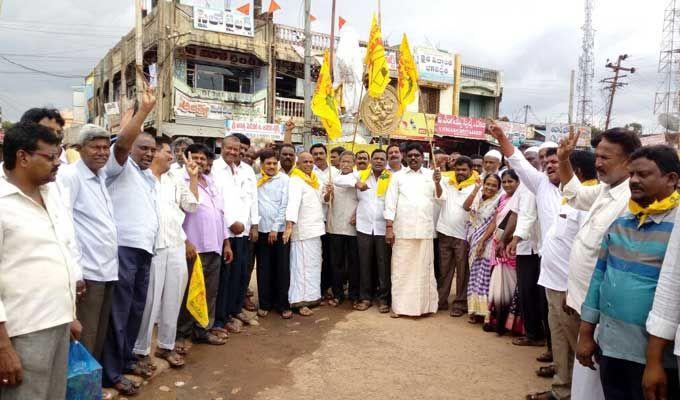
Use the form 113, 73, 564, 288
350, 83, 365, 152
327, 0, 337, 185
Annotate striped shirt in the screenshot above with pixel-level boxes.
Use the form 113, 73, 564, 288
581, 207, 678, 367
257, 172, 289, 233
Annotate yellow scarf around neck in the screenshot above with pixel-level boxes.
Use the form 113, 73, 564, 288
442, 170, 479, 190
629, 191, 680, 228
562, 179, 598, 205
358, 168, 392, 197
290, 167, 319, 189
257, 170, 278, 187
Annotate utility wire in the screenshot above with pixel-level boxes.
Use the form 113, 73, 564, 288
0, 56, 85, 79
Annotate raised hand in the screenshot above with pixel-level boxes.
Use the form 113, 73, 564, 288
284, 120, 295, 133
184, 152, 199, 177
557, 128, 580, 162
485, 119, 505, 141
140, 87, 157, 113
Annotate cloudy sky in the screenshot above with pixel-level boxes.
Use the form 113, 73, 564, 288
0, 0, 668, 132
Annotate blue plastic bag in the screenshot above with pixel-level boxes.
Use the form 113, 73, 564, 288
66, 341, 102, 400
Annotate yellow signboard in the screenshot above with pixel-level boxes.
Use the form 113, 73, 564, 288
393, 111, 435, 141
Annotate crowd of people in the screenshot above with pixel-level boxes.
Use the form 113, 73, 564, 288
1, 89, 680, 400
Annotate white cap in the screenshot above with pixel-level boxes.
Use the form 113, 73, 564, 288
539, 141, 559, 150
524, 146, 539, 154
484, 149, 502, 161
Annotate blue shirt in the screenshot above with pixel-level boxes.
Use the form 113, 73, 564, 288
581, 207, 678, 367
57, 160, 118, 282
257, 172, 289, 233
104, 151, 159, 255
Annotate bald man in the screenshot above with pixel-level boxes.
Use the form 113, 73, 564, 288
283, 152, 328, 317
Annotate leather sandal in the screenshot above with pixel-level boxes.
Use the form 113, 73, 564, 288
114, 377, 139, 396
155, 349, 185, 368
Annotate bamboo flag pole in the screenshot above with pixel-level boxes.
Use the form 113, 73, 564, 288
350, 83, 365, 152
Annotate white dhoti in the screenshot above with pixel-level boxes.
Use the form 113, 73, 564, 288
289, 236, 322, 306
391, 238, 438, 316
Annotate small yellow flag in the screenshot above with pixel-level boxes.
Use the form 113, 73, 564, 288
364, 14, 391, 98
186, 255, 209, 328
397, 34, 419, 117
312, 50, 343, 141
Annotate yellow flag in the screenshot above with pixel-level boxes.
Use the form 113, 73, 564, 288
364, 14, 391, 98
186, 255, 209, 328
397, 34, 419, 117
312, 50, 343, 141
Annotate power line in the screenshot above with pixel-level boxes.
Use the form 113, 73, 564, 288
0, 25, 122, 38
0, 56, 86, 79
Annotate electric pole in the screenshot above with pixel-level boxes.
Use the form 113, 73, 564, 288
523, 104, 530, 124
135, 0, 144, 104
603, 54, 636, 130
303, 0, 312, 148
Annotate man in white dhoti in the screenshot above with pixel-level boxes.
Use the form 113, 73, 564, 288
283, 152, 328, 316
384, 142, 444, 318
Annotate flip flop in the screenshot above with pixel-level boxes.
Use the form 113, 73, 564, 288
298, 306, 314, 316
536, 365, 556, 378
155, 349, 185, 368
113, 377, 139, 396
536, 351, 553, 363
281, 310, 293, 319
126, 362, 153, 379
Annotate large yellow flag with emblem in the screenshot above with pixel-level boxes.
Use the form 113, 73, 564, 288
397, 34, 419, 117
312, 50, 342, 141
364, 14, 390, 98
186, 255, 209, 327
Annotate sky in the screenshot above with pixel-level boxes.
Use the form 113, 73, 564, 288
0, 0, 669, 133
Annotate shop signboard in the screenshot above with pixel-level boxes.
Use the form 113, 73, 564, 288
435, 114, 486, 140
545, 124, 592, 147
497, 121, 530, 146
226, 120, 284, 141
194, 0, 254, 38
393, 111, 435, 141
413, 47, 454, 85
640, 134, 667, 146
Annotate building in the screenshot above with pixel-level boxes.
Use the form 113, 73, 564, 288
87, 0, 503, 147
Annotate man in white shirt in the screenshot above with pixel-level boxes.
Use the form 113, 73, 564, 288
133, 137, 198, 368
170, 137, 193, 173
329, 146, 345, 169
283, 152, 328, 317
488, 124, 590, 400
256, 149, 292, 319
436, 156, 476, 317
213, 135, 259, 330
279, 143, 296, 176
100, 89, 160, 395
386, 143, 403, 173
385, 143, 444, 318
326, 151, 360, 307
559, 128, 640, 400
349, 149, 392, 313
57, 124, 118, 362
0, 122, 81, 399
310, 143, 338, 300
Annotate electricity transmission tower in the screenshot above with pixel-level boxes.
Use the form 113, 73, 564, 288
654, 0, 680, 123
576, 0, 595, 127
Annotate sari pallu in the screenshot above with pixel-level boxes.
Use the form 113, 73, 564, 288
466, 192, 501, 317
487, 193, 524, 335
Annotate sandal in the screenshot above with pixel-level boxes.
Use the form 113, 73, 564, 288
113, 377, 139, 396
244, 297, 257, 312
155, 348, 185, 368
126, 362, 153, 379
526, 391, 556, 400
536, 365, 556, 378
210, 327, 230, 339
450, 309, 465, 317
467, 315, 479, 324
537, 351, 553, 363
193, 332, 226, 346
136, 355, 157, 371
174, 339, 191, 355
327, 298, 339, 307
257, 309, 269, 318
512, 337, 546, 347
281, 310, 293, 319
378, 304, 390, 313
298, 306, 314, 316
224, 320, 242, 334
353, 301, 371, 311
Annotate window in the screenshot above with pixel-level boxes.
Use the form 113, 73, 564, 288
418, 86, 440, 114
188, 61, 254, 94
196, 64, 224, 91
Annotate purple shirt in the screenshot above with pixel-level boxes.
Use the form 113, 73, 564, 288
182, 174, 229, 255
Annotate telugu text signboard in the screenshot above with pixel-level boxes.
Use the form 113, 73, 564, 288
413, 47, 454, 85
193, 0, 254, 38
434, 114, 486, 140
226, 120, 284, 141
545, 124, 592, 148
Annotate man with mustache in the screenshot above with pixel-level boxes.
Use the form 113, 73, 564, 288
57, 124, 118, 364
279, 143, 296, 175
559, 128, 641, 399
0, 122, 81, 399
386, 144, 403, 173
574, 146, 680, 399
98, 88, 160, 395
355, 150, 370, 171
488, 123, 590, 400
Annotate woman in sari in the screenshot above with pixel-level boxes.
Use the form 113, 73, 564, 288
463, 174, 502, 324
486, 170, 524, 335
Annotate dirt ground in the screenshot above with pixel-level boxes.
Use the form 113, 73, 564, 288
133, 302, 549, 400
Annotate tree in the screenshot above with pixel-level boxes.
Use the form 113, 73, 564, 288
1, 121, 12, 131
624, 122, 642, 135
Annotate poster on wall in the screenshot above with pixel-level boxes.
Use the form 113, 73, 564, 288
193, 0, 254, 37
413, 47, 454, 85
226, 120, 284, 141
393, 111, 436, 141
497, 121, 530, 146
545, 124, 592, 147
434, 114, 486, 140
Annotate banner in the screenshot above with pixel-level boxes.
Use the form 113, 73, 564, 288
545, 124, 592, 147
413, 47, 454, 84
393, 111, 435, 141
435, 114, 486, 140
640, 134, 668, 146
226, 120, 284, 141
497, 121, 530, 146
193, 0, 254, 37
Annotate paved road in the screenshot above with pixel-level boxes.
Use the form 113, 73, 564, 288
135, 303, 549, 400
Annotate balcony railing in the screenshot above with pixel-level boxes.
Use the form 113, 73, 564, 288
275, 24, 339, 52
276, 97, 305, 119
461, 65, 498, 83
